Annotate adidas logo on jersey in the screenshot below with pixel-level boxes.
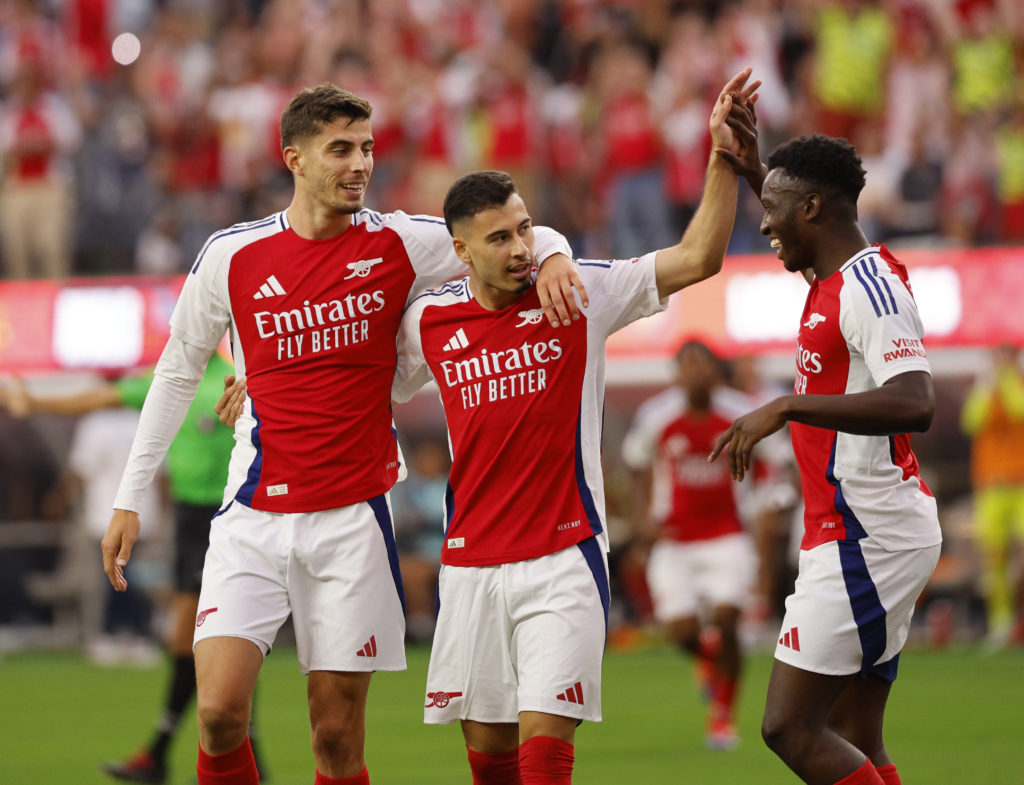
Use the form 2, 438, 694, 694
778, 627, 801, 651
343, 257, 384, 280
443, 328, 469, 352
556, 681, 584, 704
253, 275, 286, 300
356, 635, 377, 657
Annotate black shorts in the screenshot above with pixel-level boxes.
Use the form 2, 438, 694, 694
174, 502, 219, 595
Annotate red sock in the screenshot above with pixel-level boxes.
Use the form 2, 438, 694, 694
519, 736, 573, 784
875, 764, 902, 785
467, 746, 521, 785
698, 627, 722, 661
709, 674, 737, 719
197, 738, 260, 785
833, 758, 885, 785
314, 767, 370, 785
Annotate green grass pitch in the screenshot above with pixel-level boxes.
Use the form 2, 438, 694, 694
1, 644, 1020, 784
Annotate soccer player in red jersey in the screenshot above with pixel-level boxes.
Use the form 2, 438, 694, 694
622, 339, 757, 749
99, 84, 587, 785
711, 132, 942, 785
391, 68, 759, 784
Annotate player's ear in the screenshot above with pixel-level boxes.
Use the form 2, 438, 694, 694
803, 192, 821, 221
452, 237, 472, 267
283, 145, 302, 176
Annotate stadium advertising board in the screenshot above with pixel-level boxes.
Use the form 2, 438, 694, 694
0, 246, 1021, 373
607, 245, 1024, 358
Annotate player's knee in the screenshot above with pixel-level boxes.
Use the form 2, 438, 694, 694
831, 717, 883, 759
310, 717, 361, 768
761, 711, 802, 758
196, 696, 250, 749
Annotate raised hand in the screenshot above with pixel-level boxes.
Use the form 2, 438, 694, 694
714, 73, 765, 194
709, 68, 759, 159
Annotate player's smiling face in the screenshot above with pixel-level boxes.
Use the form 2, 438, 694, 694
296, 116, 374, 215
760, 168, 812, 274
454, 192, 536, 311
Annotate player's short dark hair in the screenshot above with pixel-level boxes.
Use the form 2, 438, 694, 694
675, 338, 720, 366
280, 83, 372, 150
766, 134, 866, 205
443, 170, 518, 235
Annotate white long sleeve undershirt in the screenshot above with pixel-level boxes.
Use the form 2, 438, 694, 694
112, 336, 212, 513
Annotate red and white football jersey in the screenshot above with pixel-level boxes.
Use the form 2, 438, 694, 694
790, 245, 941, 552
170, 209, 462, 513
622, 388, 749, 543
392, 253, 666, 567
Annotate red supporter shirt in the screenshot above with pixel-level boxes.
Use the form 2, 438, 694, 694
600, 93, 663, 174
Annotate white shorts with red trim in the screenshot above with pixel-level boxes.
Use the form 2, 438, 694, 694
774, 538, 940, 680
423, 537, 609, 725
646, 533, 756, 622
193, 496, 407, 675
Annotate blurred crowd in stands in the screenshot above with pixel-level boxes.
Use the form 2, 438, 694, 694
1, 0, 1023, 283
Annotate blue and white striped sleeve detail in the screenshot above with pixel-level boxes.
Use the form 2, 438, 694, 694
190, 214, 283, 274
850, 255, 899, 318
358, 208, 446, 231
354, 208, 384, 227
841, 261, 929, 386
405, 277, 470, 312
577, 251, 664, 335
176, 215, 284, 351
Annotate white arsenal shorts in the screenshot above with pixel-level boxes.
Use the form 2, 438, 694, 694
646, 533, 757, 622
193, 495, 407, 675
774, 538, 940, 680
423, 537, 609, 725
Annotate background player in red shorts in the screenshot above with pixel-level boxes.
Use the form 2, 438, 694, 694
711, 132, 942, 785
99, 83, 585, 785
622, 338, 757, 749
390, 68, 759, 784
